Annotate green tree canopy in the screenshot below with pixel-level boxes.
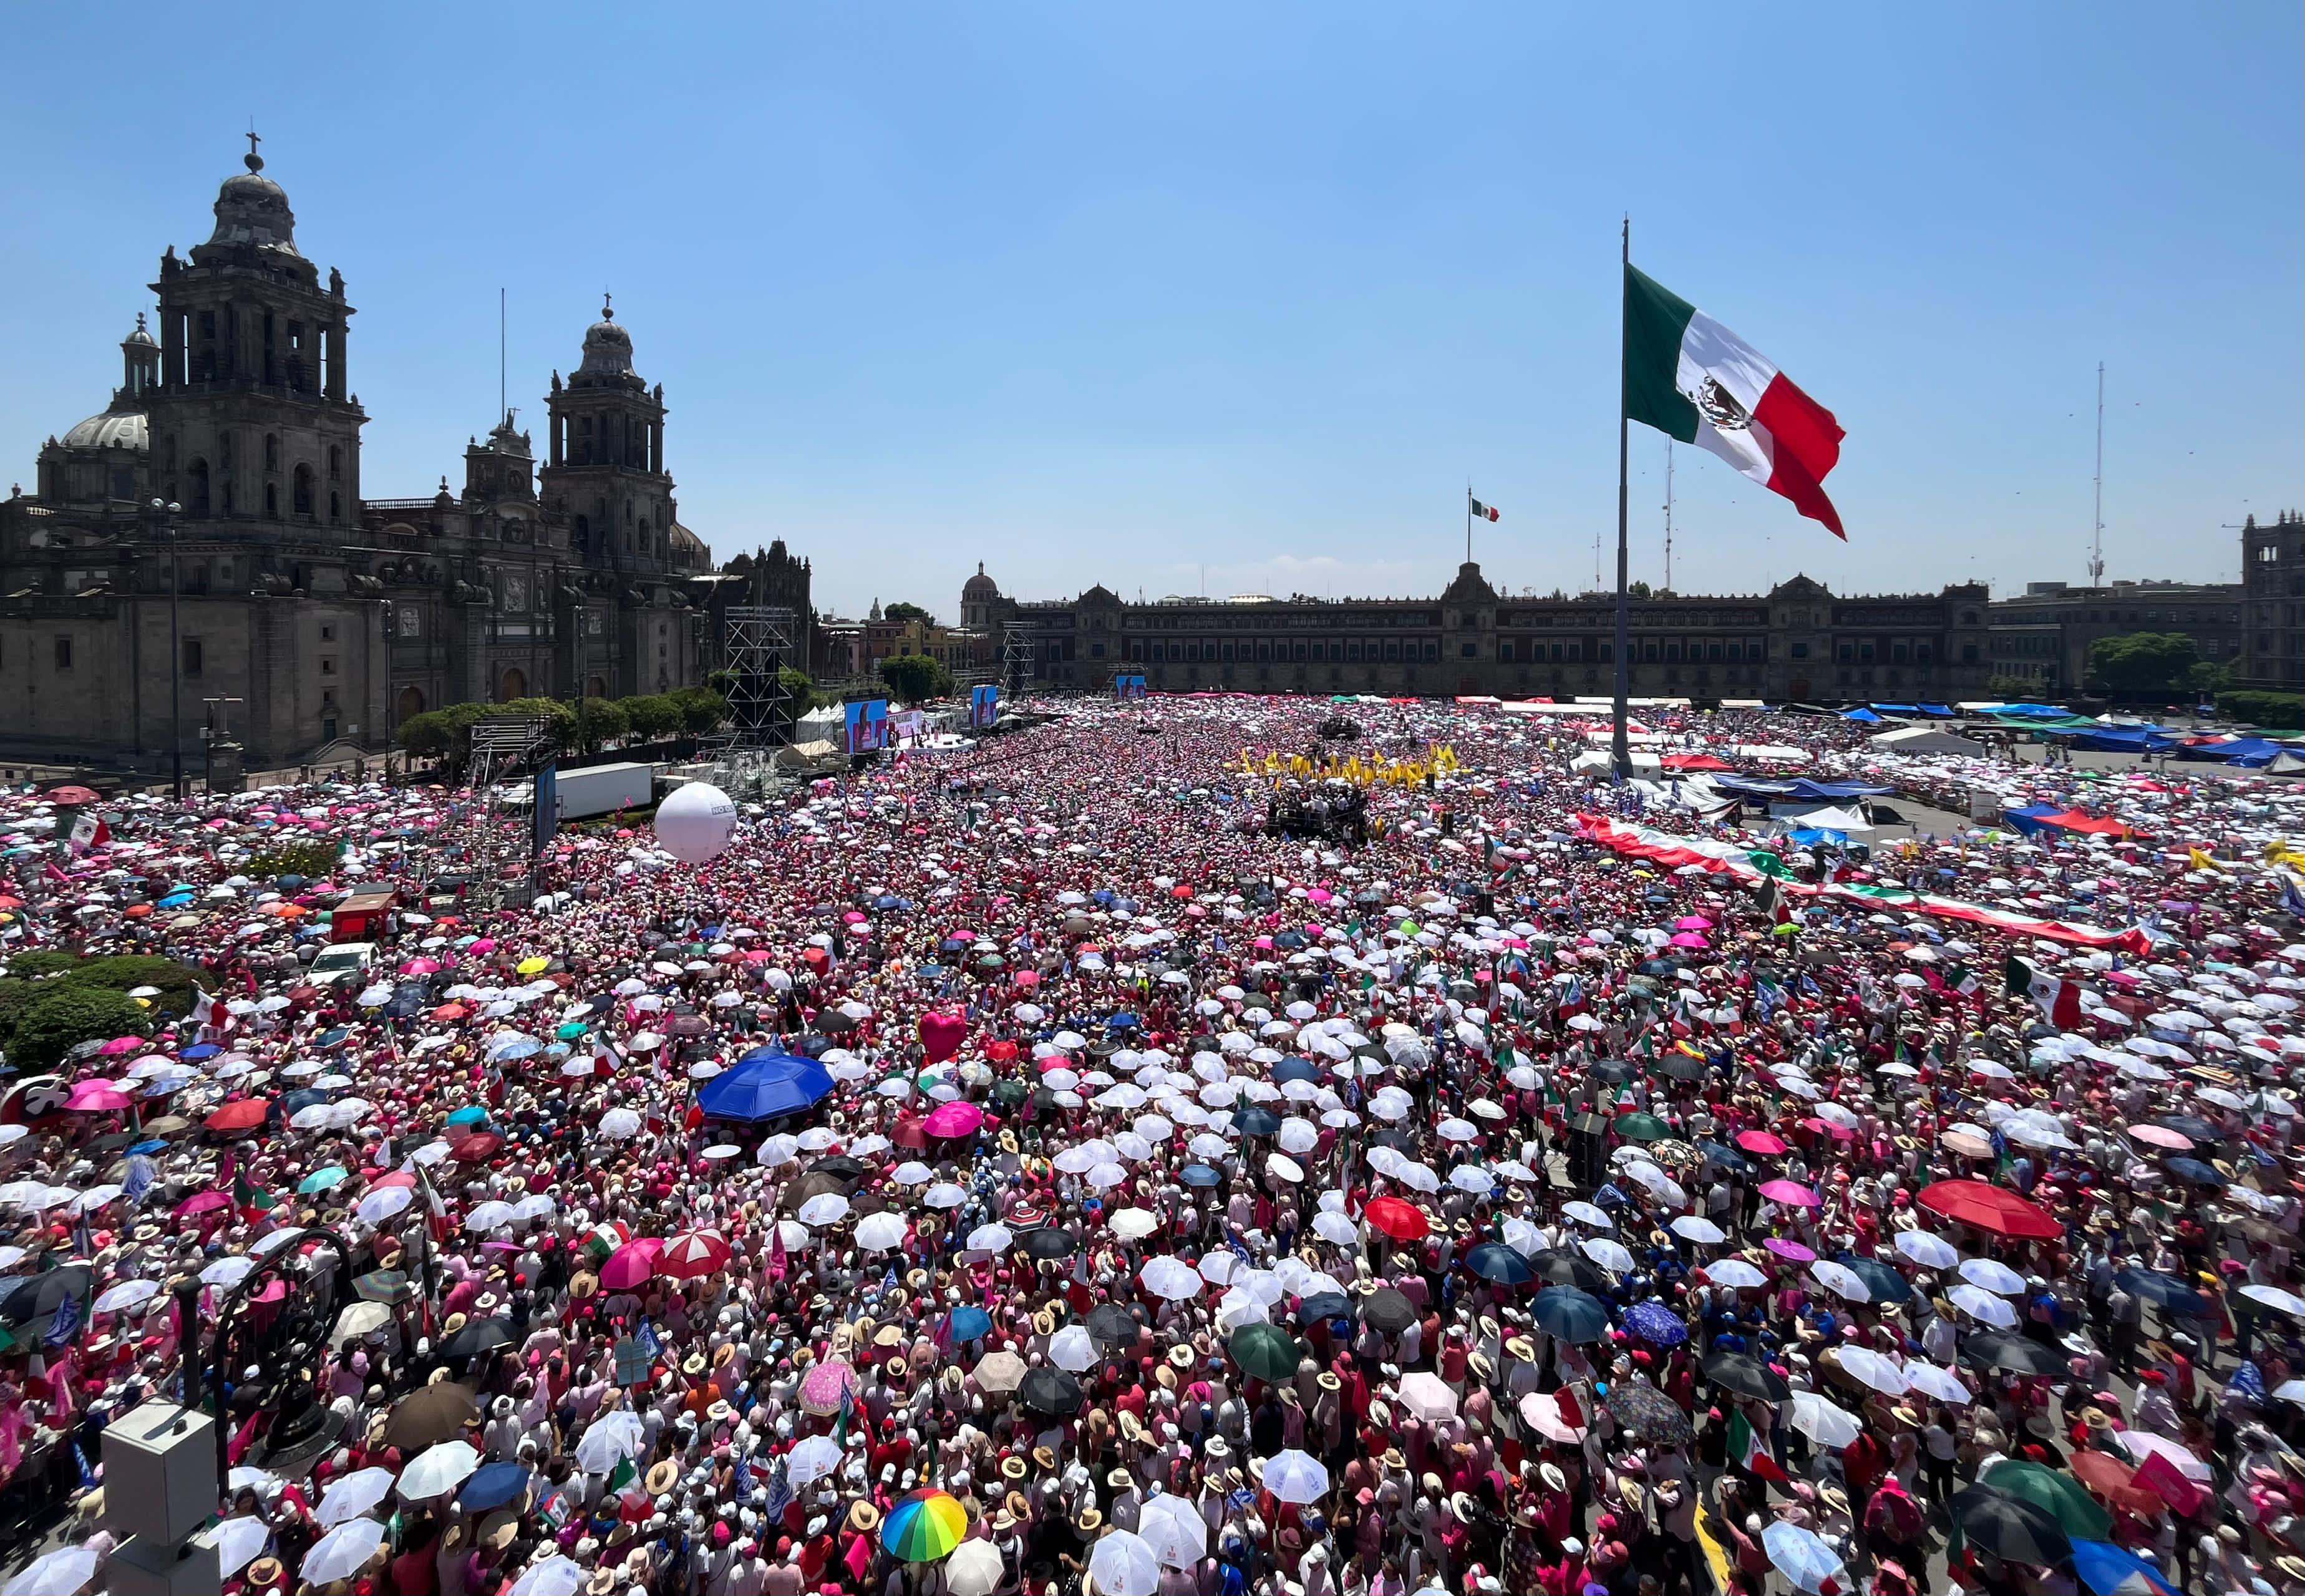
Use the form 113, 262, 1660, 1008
620, 694, 682, 741
878, 652, 953, 705
2087, 632, 2198, 692
569, 696, 629, 753
883, 601, 933, 625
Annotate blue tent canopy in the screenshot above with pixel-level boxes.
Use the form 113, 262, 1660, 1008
2000, 803, 2062, 836
1785, 828, 1848, 846
697, 1050, 835, 1122
1787, 778, 1893, 800
1870, 703, 1920, 714
1918, 704, 1954, 717
1840, 707, 1881, 723
2071, 728, 2177, 753
2178, 737, 2286, 766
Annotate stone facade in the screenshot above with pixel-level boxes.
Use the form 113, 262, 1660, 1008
1985, 579, 2244, 695
963, 561, 1995, 704
2239, 511, 2305, 694
0, 146, 721, 775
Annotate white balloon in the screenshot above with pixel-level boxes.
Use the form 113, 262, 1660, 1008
654, 782, 738, 864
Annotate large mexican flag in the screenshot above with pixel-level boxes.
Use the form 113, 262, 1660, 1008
1624, 264, 1846, 538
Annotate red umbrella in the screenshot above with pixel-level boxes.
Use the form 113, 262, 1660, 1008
205, 1100, 269, 1132
448, 1131, 505, 1162
1914, 1179, 2060, 1240
1364, 1196, 1430, 1242
1735, 1130, 1788, 1156
658, 1229, 732, 1280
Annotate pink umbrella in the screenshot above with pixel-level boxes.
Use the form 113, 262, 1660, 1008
399, 958, 442, 976
799, 1358, 856, 1416
1735, 1131, 1788, 1156
922, 1101, 984, 1140
598, 1239, 661, 1291
175, 1191, 231, 1218
2127, 1123, 2192, 1151
67, 1085, 135, 1112
1667, 932, 1708, 948
468, 939, 498, 954
1763, 1237, 1817, 1262
99, 1036, 145, 1056
1759, 1179, 1820, 1208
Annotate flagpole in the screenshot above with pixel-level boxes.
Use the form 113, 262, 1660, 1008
1466, 480, 1473, 564
1612, 216, 1633, 781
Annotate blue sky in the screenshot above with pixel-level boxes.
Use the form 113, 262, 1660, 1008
2, 3, 2297, 622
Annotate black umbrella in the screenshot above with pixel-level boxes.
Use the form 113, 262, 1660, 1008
1948, 1484, 2072, 1567
1702, 1352, 1791, 1403
2115, 1267, 2211, 1317
1587, 1060, 1634, 1085
1837, 1257, 1913, 1304
813, 1155, 871, 1181
1527, 1250, 1611, 1292
1603, 1381, 1694, 1446
1961, 1330, 2066, 1378
2152, 1115, 2222, 1144
1701, 1141, 1751, 1174
1465, 1243, 1536, 1287
440, 1315, 515, 1361
1656, 1053, 1709, 1082
0, 1266, 90, 1326
1361, 1287, 1417, 1336
1018, 1364, 1084, 1416
1022, 1228, 1078, 1261
1086, 1303, 1141, 1348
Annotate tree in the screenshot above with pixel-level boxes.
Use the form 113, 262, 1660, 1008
568, 696, 629, 754
878, 652, 952, 704
670, 687, 730, 735
2218, 689, 2305, 729
884, 602, 933, 625
1987, 675, 2040, 700
1626, 581, 1653, 600
2184, 660, 2231, 696
621, 694, 682, 741
397, 710, 455, 761
7, 985, 147, 1071
2086, 632, 2198, 693
777, 667, 817, 715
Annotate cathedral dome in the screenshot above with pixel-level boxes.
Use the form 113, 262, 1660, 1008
122, 317, 158, 350
206, 151, 300, 256
963, 562, 999, 600
576, 297, 635, 377
59, 405, 147, 454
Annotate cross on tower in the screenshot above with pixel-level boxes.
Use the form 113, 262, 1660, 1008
244, 127, 264, 172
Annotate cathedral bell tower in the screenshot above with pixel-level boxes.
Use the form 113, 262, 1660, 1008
146, 136, 365, 531
540, 297, 676, 573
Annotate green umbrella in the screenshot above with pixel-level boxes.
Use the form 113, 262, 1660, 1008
1614, 1112, 1672, 1143
1976, 1460, 2112, 1542
1227, 1323, 1304, 1382
556, 1021, 593, 1042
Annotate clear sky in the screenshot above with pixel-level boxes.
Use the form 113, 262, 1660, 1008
2, 4, 2298, 622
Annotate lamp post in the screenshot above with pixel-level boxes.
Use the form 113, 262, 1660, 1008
149, 499, 185, 800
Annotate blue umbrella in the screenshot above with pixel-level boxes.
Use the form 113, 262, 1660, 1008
2165, 1158, 2226, 1188
1272, 1058, 1320, 1085
2068, 1540, 2180, 1596
1106, 1012, 1139, 1030
1179, 1164, 1222, 1187
1837, 1257, 1914, 1303
458, 1461, 532, 1512
942, 1305, 992, 1343
697, 1052, 836, 1123
1623, 1299, 1689, 1345
2115, 1268, 2211, 1317
446, 1105, 492, 1127
180, 1043, 220, 1061
127, 1139, 168, 1156
1465, 1243, 1535, 1287
1298, 1291, 1351, 1322
1530, 1287, 1611, 1343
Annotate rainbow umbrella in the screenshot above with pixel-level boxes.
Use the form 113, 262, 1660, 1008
881, 1488, 968, 1562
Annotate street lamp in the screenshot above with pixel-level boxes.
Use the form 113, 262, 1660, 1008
148, 499, 184, 800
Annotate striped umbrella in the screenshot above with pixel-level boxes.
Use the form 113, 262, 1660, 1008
657, 1229, 732, 1280
881, 1488, 969, 1562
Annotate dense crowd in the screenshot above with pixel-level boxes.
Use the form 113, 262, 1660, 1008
0, 695, 2301, 1596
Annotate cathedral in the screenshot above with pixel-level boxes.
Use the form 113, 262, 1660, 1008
0, 142, 740, 777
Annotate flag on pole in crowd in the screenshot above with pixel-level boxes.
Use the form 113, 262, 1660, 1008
1727, 1408, 1789, 1482
1624, 264, 1846, 538
2004, 954, 2082, 1028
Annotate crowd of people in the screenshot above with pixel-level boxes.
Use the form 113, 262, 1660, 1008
0, 694, 2300, 1596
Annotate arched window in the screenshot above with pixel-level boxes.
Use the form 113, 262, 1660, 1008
293, 464, 314, 517
395, 685, 426, 724
499, 667, 527, 702
573, 514, 590, 549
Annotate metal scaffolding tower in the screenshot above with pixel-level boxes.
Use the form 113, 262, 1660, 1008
1001, 629, 1036, 700
723, 605, 799, 747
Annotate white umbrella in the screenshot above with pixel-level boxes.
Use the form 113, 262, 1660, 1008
854, 1212, 909, 1252
1901, 1363, 1971, 1404
1582, 1237, 1634, 1275
1089, 1531, 1164, 1596
1762, 1522, 1846, 1595
1137, 1492, 1210, 1569
797, 1193, 852, 1227
573, 1410, 645, 1474
1706, 1259, 1769, 1289
301, 1520, 388, 1587
1312, 1211, 1359, 1247
1958, 1257, 2027, 1295
1834, 1347, 1909, 1396
1261, 1448, 1331, 1504
94, 1277, 161, 1313
786, 1433, 845, 1485
398, 1438, 480, 1499
1809, 1260, 1870, 1302
946, 1540, 1006, 1596
316, 1463, 397, 1527
1049, 1324, 1099, 1372
1670, 1215, 1725, 1244
2243, 1284, 2305, 1317
1949, 1284, 2019, 1328
201, 1514, 272, 1578
1893, 1231, 1960, 1269
1788, 1391, 1863, 1449
3, 1547, 97, 1596
598, 1108, 643, 1140
508, 1557, 590, 1596
1110, 1207, 1160, 1240
1141, 1256, 1203, 1300
1394, 1370, 1458, 1421
966, 1222, 1012, 1252
356, 1186, 413, 1224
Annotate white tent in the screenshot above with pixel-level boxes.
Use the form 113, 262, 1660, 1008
1783, 805, 1873, 833
1570, 749, 1662, 775
1870, 725, 1986, 757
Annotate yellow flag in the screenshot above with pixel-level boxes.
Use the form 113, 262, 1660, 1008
2189, 847, 2224, 873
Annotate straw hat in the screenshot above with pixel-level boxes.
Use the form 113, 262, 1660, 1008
847, 1500, 881, 1534
646, 1459, 679, 1495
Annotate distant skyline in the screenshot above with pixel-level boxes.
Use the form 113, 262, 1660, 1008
1, 4, 2297, 622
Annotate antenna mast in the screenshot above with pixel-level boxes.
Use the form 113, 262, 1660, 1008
1662, 441, 1674, 593
2090, 361, 2105, 586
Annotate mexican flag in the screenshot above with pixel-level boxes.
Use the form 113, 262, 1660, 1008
2005, 954, 2082, 1027
1625, 264, 1846, 539
1469, 494, 1501, 522
1727, 1409, 1788, 1482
